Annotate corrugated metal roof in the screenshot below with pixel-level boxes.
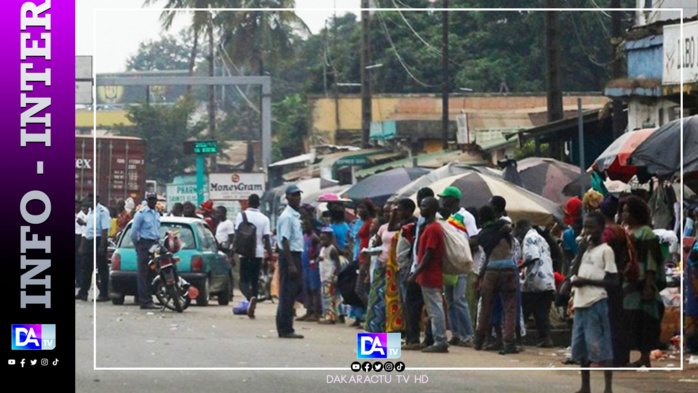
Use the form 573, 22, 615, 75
269, 153, 314, 168
625, 35, 663, 50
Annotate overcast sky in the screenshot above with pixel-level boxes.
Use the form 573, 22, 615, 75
77, 0, 362, 74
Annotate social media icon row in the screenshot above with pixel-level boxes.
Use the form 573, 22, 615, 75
351, 361, 405, 373
8, 358, 58, 367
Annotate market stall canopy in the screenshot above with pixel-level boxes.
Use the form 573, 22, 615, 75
262, 177, 338, 218
407, 172, 564, 226
301, 185, 352, 207
389, 164, 502, 203
628, 116, 698, 178
592, 127, 657, 182
517, 157, 585, 204
344, 167, 429, 206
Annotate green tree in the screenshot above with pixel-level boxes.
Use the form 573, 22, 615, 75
217, 1, 309, 76
271, 94, 309, 161
125, 29, 201, 71
115, 96, 205, 184
142, 0, 216, 93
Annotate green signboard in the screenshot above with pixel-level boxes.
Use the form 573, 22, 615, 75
184, 140, 218, 154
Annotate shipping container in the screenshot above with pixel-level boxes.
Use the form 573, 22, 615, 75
76, 135, 146, 207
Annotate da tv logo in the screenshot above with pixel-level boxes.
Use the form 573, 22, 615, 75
11, 325, 56, 350
357, 333, 401, 359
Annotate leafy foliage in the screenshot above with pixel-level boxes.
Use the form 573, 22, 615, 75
136, 0, 637, 161
115, 96, 205, 183
125, 30, 201, 72
271, 94, 309, 161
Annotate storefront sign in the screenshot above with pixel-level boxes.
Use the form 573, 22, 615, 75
166, 184, 209, 210
663, 21, 698, 85
209, 173, 265, 200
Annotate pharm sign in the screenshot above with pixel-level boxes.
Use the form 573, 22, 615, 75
208, 173, 265, 201
166, 184, 209, 210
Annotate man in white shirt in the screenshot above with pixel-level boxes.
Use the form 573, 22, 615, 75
515, 220, 556, 348
76, 195, 112, 302
75, 199, 88, 288
234, 194, 272, 317
215, 206, 235, 249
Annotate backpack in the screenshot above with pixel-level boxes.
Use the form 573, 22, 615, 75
234, 212, 257, 258
437, 220, 473, 274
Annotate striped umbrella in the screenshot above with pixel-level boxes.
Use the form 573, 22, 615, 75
389, 164, 502, 203
408, 172, 563, 226
591, 127, 657, 182
517, 157, 584, 205
343, 167, 429, 206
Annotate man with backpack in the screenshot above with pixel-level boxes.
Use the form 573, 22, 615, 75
438, 186, 477, 347
234, 194, 272, 319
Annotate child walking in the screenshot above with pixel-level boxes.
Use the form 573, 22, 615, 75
319, 227, 342, 324
566, 212, 619, 393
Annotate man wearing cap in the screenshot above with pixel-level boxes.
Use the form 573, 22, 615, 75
76, 195, 112, 302
130, 192, 162, 310
438, 186, 478, 347
276, 185, 305, 338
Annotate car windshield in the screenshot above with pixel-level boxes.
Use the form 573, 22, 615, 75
196, 223, 218, 252
119, 223, 197, 250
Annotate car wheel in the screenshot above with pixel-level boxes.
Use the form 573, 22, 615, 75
217, 278, 231, 306
111, 295, 125, 305
196, 279, 210, 307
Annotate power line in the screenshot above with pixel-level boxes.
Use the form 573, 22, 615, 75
218, 43, 261, 114
389, 0, 444, 58
376, 10, 439, 88
569, 12, 613, 68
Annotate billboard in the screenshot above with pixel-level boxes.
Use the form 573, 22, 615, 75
208, 173, 265, 201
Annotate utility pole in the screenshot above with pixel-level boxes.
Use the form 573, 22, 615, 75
441, 0, 450, 150
207, 8, 217, 172
361, 0, 372, 148
333, 7, 341, 133
545, 0, 564, 160
611, 0, 625, 139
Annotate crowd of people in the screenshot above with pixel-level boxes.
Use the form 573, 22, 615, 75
269, 182, 689, 390
75, 179, 696, 392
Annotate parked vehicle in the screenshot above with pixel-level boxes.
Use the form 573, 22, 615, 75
109, 217, 233, 306
75, 134, 146, 206
148, 231, 191, 312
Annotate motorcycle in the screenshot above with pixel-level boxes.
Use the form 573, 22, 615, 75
148, 231, 191, 312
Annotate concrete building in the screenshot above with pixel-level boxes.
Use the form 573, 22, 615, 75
308, 93, 610, 165
605, 13, 698, 133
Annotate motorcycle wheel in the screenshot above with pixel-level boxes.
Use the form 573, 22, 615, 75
167, 284, 184, 313
154, 279, 187, 312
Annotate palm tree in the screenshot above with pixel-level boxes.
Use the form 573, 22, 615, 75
216, 0, 309, 77
142, 0, 213, 94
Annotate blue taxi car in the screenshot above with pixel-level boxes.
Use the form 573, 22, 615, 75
109, 217, 233, 306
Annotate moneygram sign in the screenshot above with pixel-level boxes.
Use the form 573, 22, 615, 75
209, 173, 265, 201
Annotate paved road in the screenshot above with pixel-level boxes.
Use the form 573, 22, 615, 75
76, 293, 698, 392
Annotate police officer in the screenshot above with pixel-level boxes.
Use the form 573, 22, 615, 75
131, 193, 162, 309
